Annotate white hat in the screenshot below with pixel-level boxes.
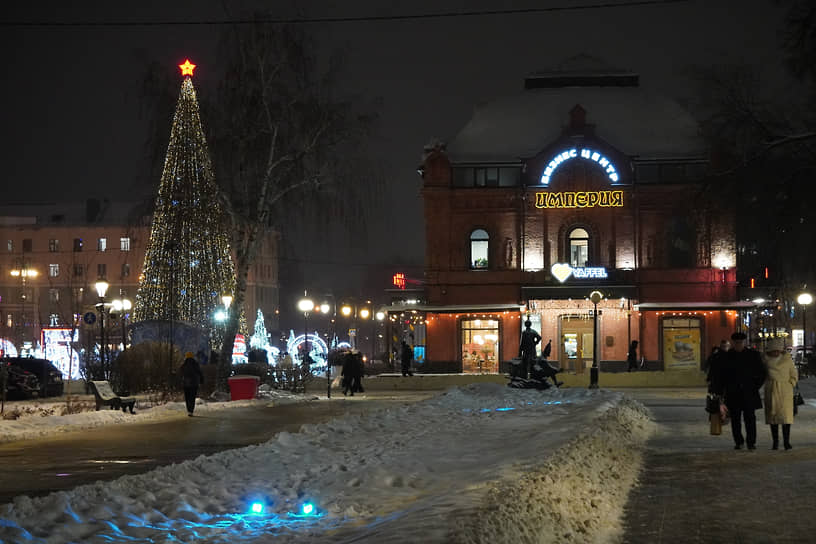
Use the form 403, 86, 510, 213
765, 338, 784, 352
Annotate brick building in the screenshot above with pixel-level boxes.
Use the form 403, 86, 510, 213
0, 200, 279, 364
400, 60, 751, 375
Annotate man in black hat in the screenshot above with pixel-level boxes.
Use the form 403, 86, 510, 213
715, 332, 767, 450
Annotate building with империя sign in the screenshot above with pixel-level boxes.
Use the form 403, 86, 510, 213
393, 56, 751, 376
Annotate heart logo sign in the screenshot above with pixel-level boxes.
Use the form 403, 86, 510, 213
551, 262, 573, 283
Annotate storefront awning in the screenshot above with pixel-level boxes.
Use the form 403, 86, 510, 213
383, 303, 524, 314
633, 301, 755, 311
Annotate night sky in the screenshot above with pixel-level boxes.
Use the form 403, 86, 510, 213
0, 0, 791, 300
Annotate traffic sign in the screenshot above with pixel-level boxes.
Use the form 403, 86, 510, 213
83, 312, 97, 325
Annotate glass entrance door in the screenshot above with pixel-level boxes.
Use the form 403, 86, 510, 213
560, 317, 593, 373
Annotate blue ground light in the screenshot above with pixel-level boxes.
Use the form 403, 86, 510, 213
250, 502, 264, 514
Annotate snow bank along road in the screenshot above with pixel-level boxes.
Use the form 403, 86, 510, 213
0, 384, 654, 543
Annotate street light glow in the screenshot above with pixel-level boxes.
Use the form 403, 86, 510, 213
94, 279, 109, 298
298, 298, 314, 313
341, 305, 352, 317
359, 308, 370, 319
798, 293, 813, 306
320, 303, 330, 314
376, 311, 385, 321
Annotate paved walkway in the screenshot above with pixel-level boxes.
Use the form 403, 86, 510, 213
620, 386, 816, 543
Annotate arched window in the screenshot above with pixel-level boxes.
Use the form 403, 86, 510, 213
470, 229, 489, 269
568, 227, 589, 267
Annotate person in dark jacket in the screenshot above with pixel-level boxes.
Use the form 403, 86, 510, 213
705, 340, 730, 393
627, 340, 639, 372
716, 332, 767, 450
342, 350, 365, 395
180, 352, 204, 417
400, 341, 414, 377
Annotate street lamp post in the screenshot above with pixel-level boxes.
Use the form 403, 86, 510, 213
94, 279, 110, 376
589, 290, 603, 389
10, 260, 38, 352
297, 296, 314, 376
320, 299, 334, 399
798, 292, 812, 360
111, 298, 132, 353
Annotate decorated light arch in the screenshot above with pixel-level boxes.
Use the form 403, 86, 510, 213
287, 332, 329, 372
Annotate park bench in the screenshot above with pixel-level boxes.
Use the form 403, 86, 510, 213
89, 381, 136, 413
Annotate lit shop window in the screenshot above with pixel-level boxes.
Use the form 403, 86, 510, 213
569, 228, 590, 267
49, 239, 59, 252
49, 263, 60, 278
120, 237, 131, 251
461, 318, 500, 374
470, 229, 489, 269
98, 238, 107, 252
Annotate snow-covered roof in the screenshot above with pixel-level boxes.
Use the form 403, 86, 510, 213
447, 80, 704, 163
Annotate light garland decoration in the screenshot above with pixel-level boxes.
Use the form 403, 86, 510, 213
287, 332, 329, 372
134, 61, 238, 346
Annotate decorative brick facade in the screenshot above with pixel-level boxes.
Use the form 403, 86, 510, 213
403, 63, 748, 375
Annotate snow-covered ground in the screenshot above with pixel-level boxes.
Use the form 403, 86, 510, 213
0, 384, 654, 544
0, 388, 307, 444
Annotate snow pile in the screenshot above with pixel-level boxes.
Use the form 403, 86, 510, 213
0, 389, 306, 444
0, 384, 653, 544
452, 396, 653, 543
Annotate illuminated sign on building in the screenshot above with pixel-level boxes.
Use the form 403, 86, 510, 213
551, 262, 608, 283
540, 147, 620, 185
535, 190, 623, 209
393, 272, 406, 290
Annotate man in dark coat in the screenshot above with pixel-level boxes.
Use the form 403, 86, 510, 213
518, 320, 541, 379
716, 332, 767, 450
180, 352, 204, 417
400, 341, 414, 377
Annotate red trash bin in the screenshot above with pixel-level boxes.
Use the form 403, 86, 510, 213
228, 375, 260, 400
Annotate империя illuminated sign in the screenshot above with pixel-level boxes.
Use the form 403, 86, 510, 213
540, 147, 620, 185
551, 262, 608, 283
535, 190, 623, 209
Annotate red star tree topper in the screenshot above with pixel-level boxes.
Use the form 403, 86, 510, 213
179, 59, 196, 77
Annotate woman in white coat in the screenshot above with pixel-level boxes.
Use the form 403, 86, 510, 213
762, 337, 798, 450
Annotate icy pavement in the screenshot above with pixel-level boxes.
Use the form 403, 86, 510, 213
0, 389, 307, 445
0, 384, 654, 544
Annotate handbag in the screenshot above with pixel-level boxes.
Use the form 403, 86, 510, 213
705, 394, 720, 414
794, 385, 804, 415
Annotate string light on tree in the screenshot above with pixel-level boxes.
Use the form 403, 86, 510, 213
134, 59, 238, 346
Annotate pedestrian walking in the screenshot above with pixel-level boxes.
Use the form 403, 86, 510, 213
342, 350, 365, 395
715, 332, 767, 450
518, 320, 542, 379
180, 351, 204, 417
762, 337, 798, 450
400, 341, 414, 377
705, 340, 730, 393
542, 339, 552, 360
627, 340, 639, 372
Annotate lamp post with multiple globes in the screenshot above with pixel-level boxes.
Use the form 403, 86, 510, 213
798, 293, 812, 361
94, 279, 110, 374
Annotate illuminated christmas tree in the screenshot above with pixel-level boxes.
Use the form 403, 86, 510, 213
134, 60, 236, 342
249, 309, 270, 351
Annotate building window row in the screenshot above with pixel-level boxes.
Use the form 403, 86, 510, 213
453, 167, 522, 188
469, 226, 595, 270
4, 237, 131, 253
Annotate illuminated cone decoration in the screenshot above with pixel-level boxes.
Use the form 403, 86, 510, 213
135, 60, 236, 339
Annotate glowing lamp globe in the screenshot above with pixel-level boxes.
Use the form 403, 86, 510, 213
250, 501, 264, 514
798, 293, 813, 306
301, 502, 315, 515
298, 299, 314, 313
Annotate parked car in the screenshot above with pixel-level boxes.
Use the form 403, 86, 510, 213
2, 357, 64, 397
1, 361, 41, 399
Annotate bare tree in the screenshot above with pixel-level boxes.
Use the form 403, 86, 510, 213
207, 22, 374, 391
